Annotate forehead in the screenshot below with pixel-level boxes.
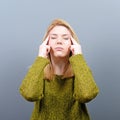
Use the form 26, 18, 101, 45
49, 26, 71, 35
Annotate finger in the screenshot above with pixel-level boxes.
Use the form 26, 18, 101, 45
70, 37, 78, 45
43, 36, 49, 45
70, 45, 74, 55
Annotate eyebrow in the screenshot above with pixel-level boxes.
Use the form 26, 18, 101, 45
50, 34, 70, 37
62, 34, 70, 37
50, 34, 57, 36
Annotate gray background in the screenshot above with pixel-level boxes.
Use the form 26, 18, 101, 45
0, 0, 120, 120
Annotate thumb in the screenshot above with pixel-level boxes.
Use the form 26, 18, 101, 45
70, 45, 75, 55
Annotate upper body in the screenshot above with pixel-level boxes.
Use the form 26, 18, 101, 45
19, 19, 99, 120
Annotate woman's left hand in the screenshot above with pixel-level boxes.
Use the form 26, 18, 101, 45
70, 37, 82, 55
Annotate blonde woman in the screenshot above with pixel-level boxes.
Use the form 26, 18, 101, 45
19, 19, 99, 120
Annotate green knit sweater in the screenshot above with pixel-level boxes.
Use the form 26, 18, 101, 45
19, 54, 99, 120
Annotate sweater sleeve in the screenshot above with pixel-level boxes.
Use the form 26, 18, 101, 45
69, 54, 99, 103
19, 57, 49, 102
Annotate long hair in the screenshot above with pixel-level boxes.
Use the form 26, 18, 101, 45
43, 18, 80, 80
42, 19, 79, 43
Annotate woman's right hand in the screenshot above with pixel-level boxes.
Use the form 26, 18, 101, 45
38, 36, 51, 58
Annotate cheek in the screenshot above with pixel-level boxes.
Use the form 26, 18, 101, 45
64, 43, 71, 52
65, 41, 71, 47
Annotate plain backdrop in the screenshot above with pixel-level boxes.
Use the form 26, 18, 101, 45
0, 0, 120, 120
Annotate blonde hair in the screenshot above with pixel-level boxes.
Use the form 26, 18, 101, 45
43, 18, 79, 43
43, 18, 80, 80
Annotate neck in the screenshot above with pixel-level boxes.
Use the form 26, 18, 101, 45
50, 56, 69, 75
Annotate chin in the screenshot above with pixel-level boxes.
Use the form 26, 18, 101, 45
54, 53, 68, 58
51, 51, 70, 58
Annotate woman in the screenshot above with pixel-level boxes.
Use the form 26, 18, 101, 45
19, 19, 99, 120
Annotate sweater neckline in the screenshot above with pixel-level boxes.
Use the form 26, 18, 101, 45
54, 75, 64, 80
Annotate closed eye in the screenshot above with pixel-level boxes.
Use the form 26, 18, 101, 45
51, 37, 57, 39
62, 34, 70, 40
63, 37, 69, 40
50, 34, 57, 40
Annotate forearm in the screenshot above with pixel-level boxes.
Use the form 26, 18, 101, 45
69, 54, 99, 103
19, 57, 49, 102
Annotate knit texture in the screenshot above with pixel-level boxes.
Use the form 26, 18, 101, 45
19, 54, 99, 120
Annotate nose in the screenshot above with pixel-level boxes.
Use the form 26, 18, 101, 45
56, 37, 62, 44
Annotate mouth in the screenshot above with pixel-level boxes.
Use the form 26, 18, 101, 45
55, 47, 63, 51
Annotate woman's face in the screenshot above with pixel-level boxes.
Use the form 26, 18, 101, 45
48, 26, 72, 58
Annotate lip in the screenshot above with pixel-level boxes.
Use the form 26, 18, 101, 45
55, 47, 63, 51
